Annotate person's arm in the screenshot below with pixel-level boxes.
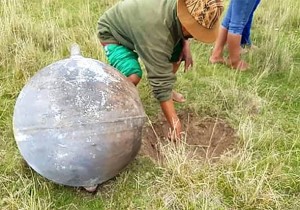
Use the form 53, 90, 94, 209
178, 39, 193, 72
135, 42, 182, 139
160, 99, 182, 140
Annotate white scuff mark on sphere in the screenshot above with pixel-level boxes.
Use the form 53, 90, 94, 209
89, 152, 96, 159
86, 137, 92, 143
64, 79, 76, 87
55, 113, 62, 122
74, 93, 91, 110
100, 91, 107, 107
75, 68, 88, 83
57, 153, 68, 159
75, 94, 83, 108
58, 143, 67, 148
73, 58, 120, 85
73, 90, 105, 118
54, 162, 66, 170
86, 104, 101, 118
15, 131, 30, 142
50, 100, 66, 125
51, 104, 60, 113
57, 133, 67, 140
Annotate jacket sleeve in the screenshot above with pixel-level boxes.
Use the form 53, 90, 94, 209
135, 43, 176, 102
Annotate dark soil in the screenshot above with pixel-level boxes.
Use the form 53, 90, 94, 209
140, 111, 237, 162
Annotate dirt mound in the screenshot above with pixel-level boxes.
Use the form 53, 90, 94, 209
140, 111, 237, 162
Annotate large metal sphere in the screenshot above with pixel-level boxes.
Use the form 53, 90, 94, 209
13, 44, 146, 187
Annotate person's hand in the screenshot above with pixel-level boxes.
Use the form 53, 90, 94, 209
177, 40, 193, 72
160, 99, 183, 141
167, 119, 185, 142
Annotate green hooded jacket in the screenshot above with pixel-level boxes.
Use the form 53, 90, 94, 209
98, 0, 184, 102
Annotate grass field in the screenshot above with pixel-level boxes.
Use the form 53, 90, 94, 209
1, 0, 300, 209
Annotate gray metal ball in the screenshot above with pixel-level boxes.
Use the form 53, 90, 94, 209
13, 44, 146, 187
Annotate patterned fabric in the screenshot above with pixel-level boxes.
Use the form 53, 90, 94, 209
185, 0, 224, 29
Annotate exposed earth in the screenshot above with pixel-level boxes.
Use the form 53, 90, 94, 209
140, 111, 238, 162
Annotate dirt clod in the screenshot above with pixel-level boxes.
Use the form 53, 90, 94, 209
140, 111, 237, 162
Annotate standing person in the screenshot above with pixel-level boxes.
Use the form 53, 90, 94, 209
241, 0, 261, 50
209, 0, 258, 70
97, 0, 224, 140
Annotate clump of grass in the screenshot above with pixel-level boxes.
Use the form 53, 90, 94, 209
0, 171, 53, 209
252, 0, 299, 74
144, 122, 295, 209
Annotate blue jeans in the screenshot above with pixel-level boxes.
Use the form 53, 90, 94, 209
241, 0, 261, 46
222, 0, 258, 35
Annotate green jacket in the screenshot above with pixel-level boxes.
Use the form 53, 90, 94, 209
98, 0, 184, 102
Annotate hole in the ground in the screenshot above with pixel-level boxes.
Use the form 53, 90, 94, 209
139, 111, 238, 162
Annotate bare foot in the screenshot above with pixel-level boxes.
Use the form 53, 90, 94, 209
209, 56, 226, 64
227, 59, 249, 71
172, 90, 186, 103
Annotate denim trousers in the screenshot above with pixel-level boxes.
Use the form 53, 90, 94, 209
241, 0, 261, 46
222, 0, 258, 36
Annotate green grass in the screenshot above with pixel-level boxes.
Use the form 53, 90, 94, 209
1, 0, 300, 209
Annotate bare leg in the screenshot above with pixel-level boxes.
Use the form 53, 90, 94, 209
227, 33, 249, 71
127, 74, 141, 86
210, 26, 228, 64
